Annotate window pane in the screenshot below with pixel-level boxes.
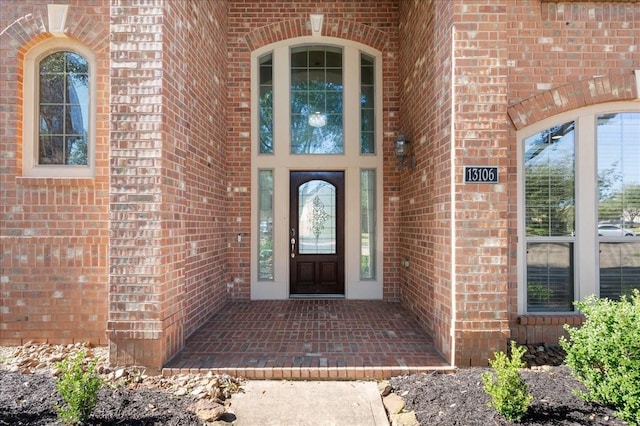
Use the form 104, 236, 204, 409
524, 122, 575, 237
361, 170, 376, 279
325, 49, 342, 67
66, 136, 88, 165
360, 53, 375, 154
298, 180, 336, 254
526, 242, 574, 312
65, 52, 88, 74
38, 51, 89, 166
40, 105, 64, 134
597, 112, 640, 299
40, 73, 65, 103
599, 242, 640, 300
291, 49, 307, 67
326, 69, 342, 86
597, 112, 640, 231
259, 53, 273, 154
258, 170, 274, 280
290, 46, 344, 154
40, 53, 65, 73
39, 136, 64, 164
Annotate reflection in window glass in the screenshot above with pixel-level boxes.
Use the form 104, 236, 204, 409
290, 46, 343, 154
597, 112, 640, 299
258, 170, 274, 280
360, 54, 375, 154
599, 243, 640, 300
259, 54, 273, 154
360, 170, 376, 279
39, 51, 89, 165
524, 121, 575, 237
524, 122, 575, 312
526, 243, 574, 312
298, 180, 336, 253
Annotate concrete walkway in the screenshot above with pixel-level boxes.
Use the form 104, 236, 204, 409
219, 380, 389, 426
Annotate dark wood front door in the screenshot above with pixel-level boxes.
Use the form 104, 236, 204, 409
289, 171, 345, 295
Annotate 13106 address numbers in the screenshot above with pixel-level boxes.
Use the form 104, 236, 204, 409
464, 166, 498, 184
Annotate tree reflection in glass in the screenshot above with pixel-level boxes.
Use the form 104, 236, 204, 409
38, 51, 88, 165
290, 46, 343, 154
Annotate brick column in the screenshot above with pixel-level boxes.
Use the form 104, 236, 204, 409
107, 0, 185, 369
451, 0, 511, 366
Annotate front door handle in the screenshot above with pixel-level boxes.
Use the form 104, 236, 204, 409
290, 228, 296, 258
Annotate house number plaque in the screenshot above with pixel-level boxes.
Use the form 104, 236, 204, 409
464, 166, 498, 184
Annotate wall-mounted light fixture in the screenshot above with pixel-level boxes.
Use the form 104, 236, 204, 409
394, 135, 416, 169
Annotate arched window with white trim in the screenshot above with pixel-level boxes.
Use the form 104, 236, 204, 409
23, 39, 96, 177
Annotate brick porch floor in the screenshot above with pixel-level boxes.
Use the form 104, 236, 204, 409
162, 300, 450, 380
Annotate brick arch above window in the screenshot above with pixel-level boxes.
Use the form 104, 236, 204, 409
243, 17, 390, 52
2, 7, 109, 58
508, 74, 638, 131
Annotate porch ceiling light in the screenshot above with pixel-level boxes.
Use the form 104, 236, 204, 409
308, 111, 327, 128
394, 134, 416, 169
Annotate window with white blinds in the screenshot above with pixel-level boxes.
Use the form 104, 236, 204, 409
521, 107, 640, 313
596, 112, 640, 301
524, 121, 575, 312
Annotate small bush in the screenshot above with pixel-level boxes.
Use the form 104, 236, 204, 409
482, 341, 533, 422
560, 290, 640, 425
55, 350, 103, 425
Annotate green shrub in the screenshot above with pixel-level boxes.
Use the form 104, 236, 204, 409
482, 341, 533, 422
55, 350, 103, 425
560, 290, 640, 425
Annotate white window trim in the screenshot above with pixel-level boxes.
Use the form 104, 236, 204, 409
517, 101, 640, 314
23, 37, 96, 178
249, 36, 384, 300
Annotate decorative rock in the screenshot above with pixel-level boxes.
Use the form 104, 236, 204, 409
383, 393, 405, 414
188, 399, 226, 422
390, 411, 420, 426
1, 341, 243, 408
377, 380, 392, 396
191, 385, 205, 396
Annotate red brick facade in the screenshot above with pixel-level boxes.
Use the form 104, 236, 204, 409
1, 0, 638, 369
1, 0, 111, 345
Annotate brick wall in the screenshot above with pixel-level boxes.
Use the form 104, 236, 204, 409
398, 0, 638, 367
107, 0, 228, 369
399, 0, 513, 366
1, 1, 111, 346
226, 0, 402, 300
398, 0, 457, 363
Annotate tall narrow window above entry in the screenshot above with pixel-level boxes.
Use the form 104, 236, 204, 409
360, 53, 375, 154
259, 53, 274, 154
290, 46, 344, 154
39, 51, 89, 165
